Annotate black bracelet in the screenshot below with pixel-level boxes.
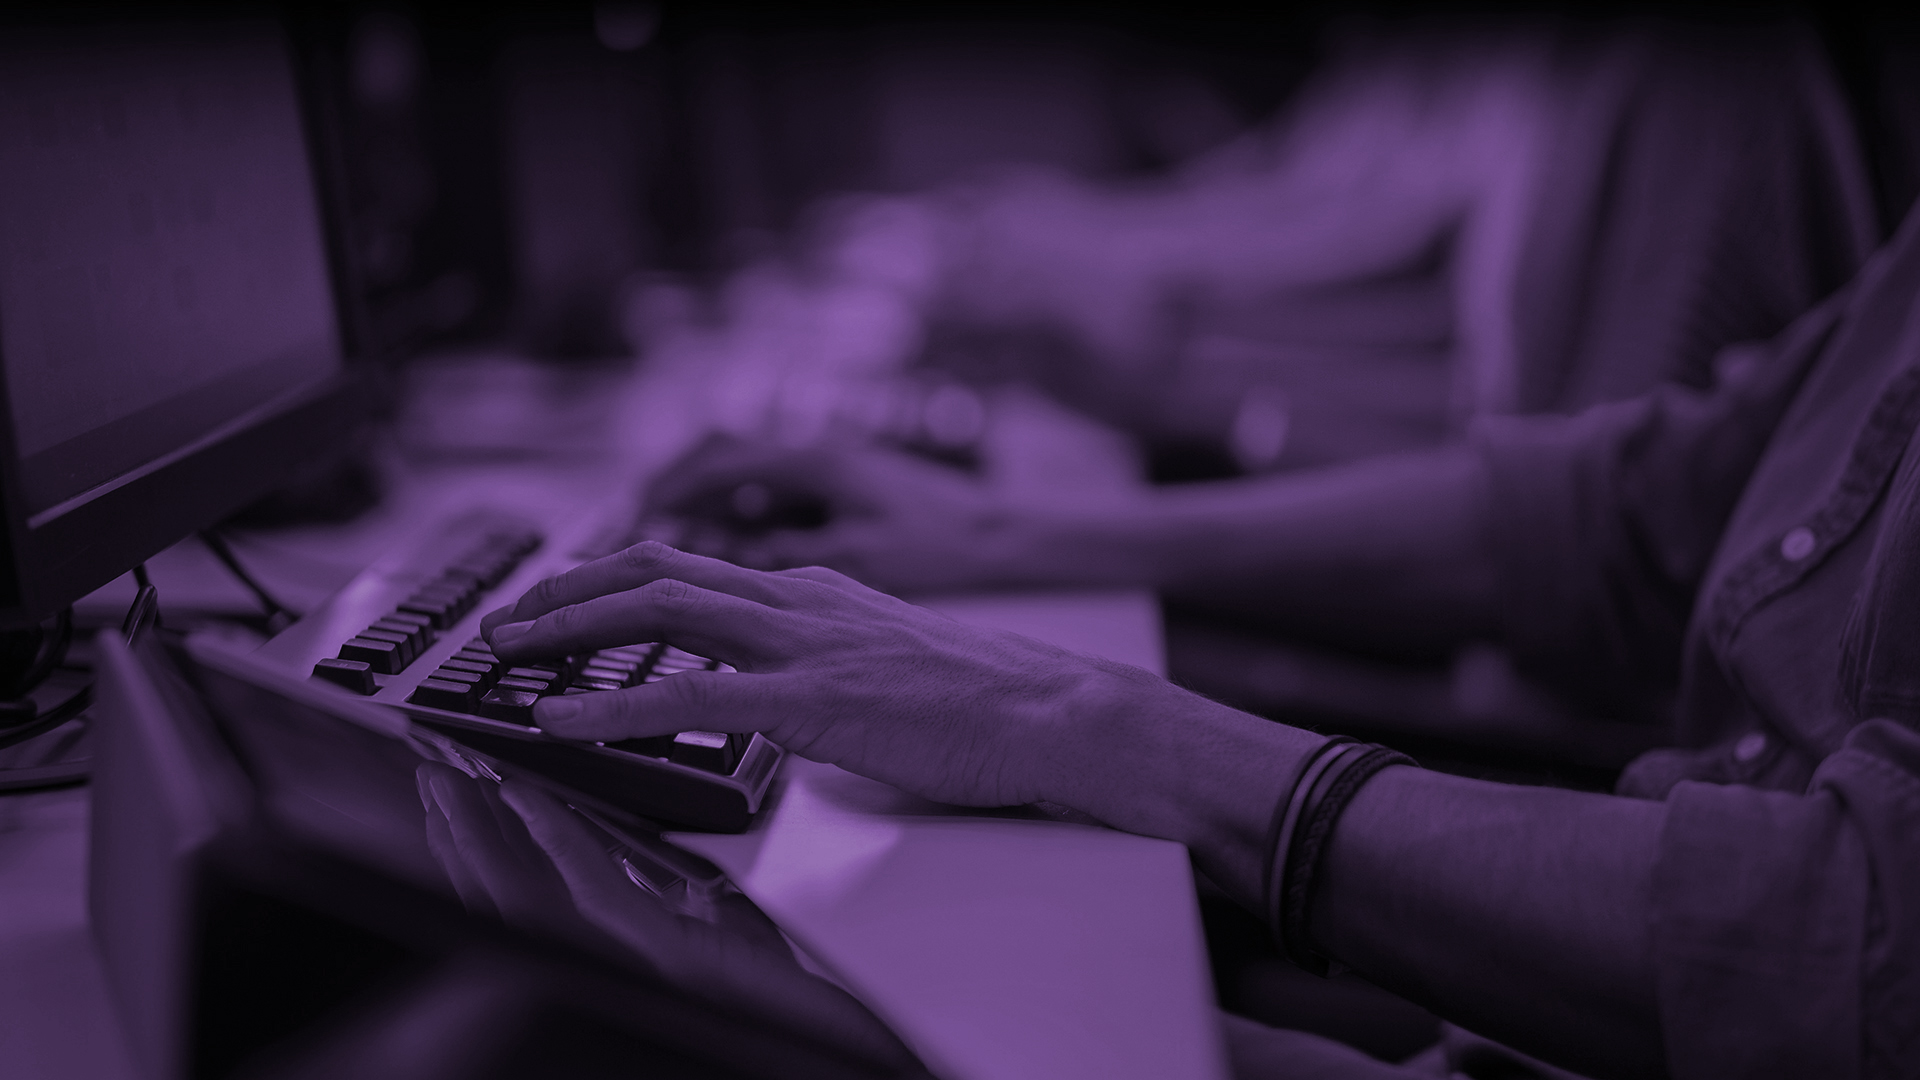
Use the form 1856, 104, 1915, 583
1261, 737, 1354, 944
1275, 744, 1415, 976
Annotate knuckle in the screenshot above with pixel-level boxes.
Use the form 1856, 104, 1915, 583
541, 603, 584, 636
525, 574, 568, 611
619, 540, 675, 573
638, 576, 699, 615
805, 564, 860, 589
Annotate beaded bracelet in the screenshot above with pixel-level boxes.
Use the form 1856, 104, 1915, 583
1263, 740, 1414, 976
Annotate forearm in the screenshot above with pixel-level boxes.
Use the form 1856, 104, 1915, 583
1126, 179, 1466, 296
1043, 668, 1324, 908
1314, 769, 1665, 1078
1048, 682, 1666, 1079
962, 164, 1466, 297
995, 447, 1500, 652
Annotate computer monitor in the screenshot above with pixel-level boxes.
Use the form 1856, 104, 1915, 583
0, 16, 366, 630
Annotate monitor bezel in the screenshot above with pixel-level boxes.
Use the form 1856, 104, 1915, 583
0, 373, 366, 627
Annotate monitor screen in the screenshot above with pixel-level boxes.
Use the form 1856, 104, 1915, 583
0, 16, 364, 625
0, 21, 342, 522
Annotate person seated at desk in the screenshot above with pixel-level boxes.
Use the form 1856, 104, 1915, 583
735, 16, 1868, 477
466, 207, 1920, 1077
622, 15, 1871, 773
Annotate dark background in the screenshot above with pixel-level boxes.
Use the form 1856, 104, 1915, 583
261, 2, 1920, 363
16, 1, 1909, 364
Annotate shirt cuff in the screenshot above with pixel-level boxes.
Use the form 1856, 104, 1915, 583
1652, 780, 1867, 1078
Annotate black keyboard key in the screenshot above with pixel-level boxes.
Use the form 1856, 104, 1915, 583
371, 619, 429, 654
447, 548, 517, 588
431, 667, 486, 690
598, 644, 657, 663
607, 734, 676, 758
385, 610, 434, 635
357, 628, 415, 667
438, 658, 496, 682
653, 646, 708, 671
570, 677, 623, 693
339, 637, 404, 674
669, 730, 738, 774
507, 665, 565, 684
453, 649, 501, 669
409, 678, 477, 711
476, 687, 540, 725
397, 596, 458, 629
580, 664, 634, 687
496, 676, 550, 694
312, 657, 376, 695
417, 573, 474, 596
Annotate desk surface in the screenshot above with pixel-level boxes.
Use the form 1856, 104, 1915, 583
670, 591, 1225, 1080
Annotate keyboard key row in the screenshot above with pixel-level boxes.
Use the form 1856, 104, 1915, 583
309, 528, 544, 692
403, 639, 750, 775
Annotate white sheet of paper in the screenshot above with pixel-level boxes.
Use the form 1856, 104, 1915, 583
667, 590, 1229, 1080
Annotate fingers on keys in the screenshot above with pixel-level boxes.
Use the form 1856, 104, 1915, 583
488, 577, 791, 665
531, 670, 772, 743
482, 543, 775, 635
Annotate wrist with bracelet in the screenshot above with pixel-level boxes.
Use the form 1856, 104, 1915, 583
1261, 735, 1416, 976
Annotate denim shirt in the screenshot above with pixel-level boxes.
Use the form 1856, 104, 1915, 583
1476, 211, 1920, 1078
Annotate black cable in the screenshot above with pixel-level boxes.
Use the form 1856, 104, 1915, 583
26, 608, 68, 692
123, 582, 160, 647
0, 683, 90, 752
0, 609, 74, 721
0, 582, 162, 786
199, 530, 300, 631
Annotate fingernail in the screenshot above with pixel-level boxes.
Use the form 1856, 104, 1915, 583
536, 695, 582, 728
491, 620, 533, 649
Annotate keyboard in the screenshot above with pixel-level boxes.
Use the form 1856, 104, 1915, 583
253, 508, 782, 832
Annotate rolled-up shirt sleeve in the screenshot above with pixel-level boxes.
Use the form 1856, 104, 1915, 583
1652, 717, 1920, 1077
1469, 289, 1850, 705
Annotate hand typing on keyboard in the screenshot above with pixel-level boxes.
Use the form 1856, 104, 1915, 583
477, 541, 1335, 949
477, 541, 1195, 813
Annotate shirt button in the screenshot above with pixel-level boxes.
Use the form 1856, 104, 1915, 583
1733, 731, 1769, 763
1779, 526, 1816, 561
